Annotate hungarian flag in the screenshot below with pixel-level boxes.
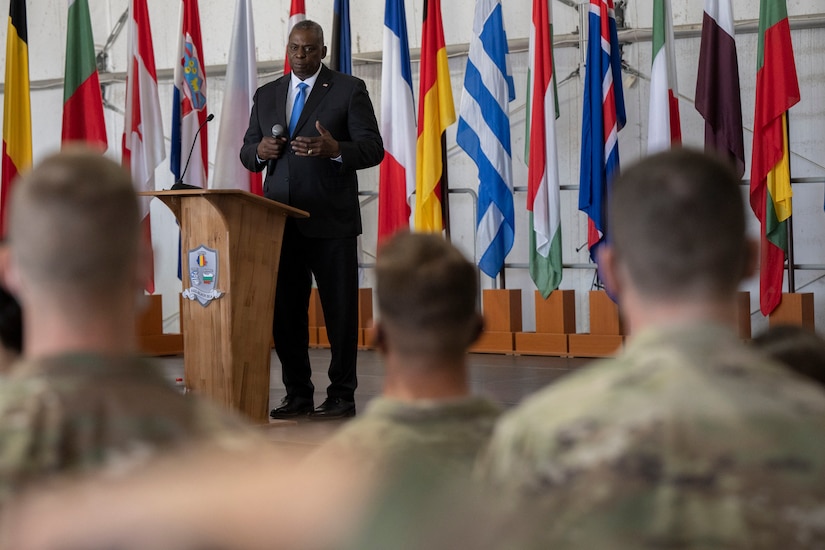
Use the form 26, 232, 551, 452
578, 0, 625, 261
283, 0, 305, 75
648, 0, 681, 153
1, 0, 31, 234
123, 0, 165, 294
750, 0, 800, 315
415, 0, 455, 232
171, 0, 208, 187
331, 0, 351, 74
62, 0, 107, 149
377, 0, 416, 244
457, 0, 515, 279
526, 0, 562, 298
695, 0, 744, 177
213, 0, 261, 195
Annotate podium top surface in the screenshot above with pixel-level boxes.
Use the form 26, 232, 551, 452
141, 189, 309, 218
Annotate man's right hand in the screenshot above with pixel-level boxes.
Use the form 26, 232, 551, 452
257, 136, 288, 161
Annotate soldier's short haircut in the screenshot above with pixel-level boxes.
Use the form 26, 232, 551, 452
608, 148, 747, 300
8, 148, 140, 296
376, 232, 479, 357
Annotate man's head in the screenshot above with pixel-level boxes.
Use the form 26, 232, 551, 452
5, 148, 142, 303
287, 20, 326, 80
375, 233, 481, 359
601, 148, 754, 304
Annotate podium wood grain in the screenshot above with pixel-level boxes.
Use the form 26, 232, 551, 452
145, 190, 307, 423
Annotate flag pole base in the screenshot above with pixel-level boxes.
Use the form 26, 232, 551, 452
769, 292, 815, 330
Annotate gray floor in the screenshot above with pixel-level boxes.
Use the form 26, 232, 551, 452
158, 349, 589, 454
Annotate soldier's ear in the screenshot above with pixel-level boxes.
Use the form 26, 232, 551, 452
374, 322, 387, 353
597, 244, 621, 299
0, 245, 21, 299
742, 238, 759, 281
135, 236, 153, 292
470, 313, 484, 346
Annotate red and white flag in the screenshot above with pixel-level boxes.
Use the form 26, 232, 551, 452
122, 0, 165, 293
377, 0, 415, 244
283, 0, 305, 75
648, 0, 681, 153
213, 0, 261, 194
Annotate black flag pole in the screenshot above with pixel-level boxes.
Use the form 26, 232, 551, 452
785, 113, 795, 293
441, 133, 452, 241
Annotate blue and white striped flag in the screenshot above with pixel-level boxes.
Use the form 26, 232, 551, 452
457, 0, 515, 279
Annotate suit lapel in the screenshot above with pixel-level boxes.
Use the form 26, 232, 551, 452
272, 76, 290, 134
294, 65, 334, 136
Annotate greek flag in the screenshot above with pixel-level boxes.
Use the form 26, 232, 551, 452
457, 0, 515, 279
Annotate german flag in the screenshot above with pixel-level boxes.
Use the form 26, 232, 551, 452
749, 0, 799, 315
414, 0, 455, 232
1, 0, 32, 233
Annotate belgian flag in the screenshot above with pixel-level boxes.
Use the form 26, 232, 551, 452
1, 0, 31, 233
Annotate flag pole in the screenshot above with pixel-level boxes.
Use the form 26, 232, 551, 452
441, 133, 452, 240
785, 113, 795, 293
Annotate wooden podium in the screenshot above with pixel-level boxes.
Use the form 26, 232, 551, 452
145, 190, 308, 423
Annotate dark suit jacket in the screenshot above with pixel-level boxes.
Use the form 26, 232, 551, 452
240, 65, 383, 238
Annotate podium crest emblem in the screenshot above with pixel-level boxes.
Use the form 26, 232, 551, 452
183, 245, 223, 306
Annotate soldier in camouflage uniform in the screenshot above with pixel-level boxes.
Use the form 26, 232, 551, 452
311, 233, 501, 478
0, 150, 259, 504
477, 149, 825, 549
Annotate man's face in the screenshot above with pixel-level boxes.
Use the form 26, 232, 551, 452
287, 27, 326, 80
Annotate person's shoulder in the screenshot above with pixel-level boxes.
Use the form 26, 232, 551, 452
255, 75, 289, 95
321, 66, 367, 87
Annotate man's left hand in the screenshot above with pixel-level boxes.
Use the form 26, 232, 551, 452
291, 121, 341, 158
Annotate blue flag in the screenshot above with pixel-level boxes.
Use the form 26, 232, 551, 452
331, 0, 351, 74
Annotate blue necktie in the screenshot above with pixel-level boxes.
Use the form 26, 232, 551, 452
289, 82, 309, 136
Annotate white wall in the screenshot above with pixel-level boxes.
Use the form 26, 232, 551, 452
1, 0, 824, 335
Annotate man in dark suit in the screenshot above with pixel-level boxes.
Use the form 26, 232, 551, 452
240, 20, 383, 420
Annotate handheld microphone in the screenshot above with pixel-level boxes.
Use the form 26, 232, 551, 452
266, 123, 286, 175
172, 113, 214, 190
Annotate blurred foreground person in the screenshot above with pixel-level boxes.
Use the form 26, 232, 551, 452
311, 233, 500, 477
478, 149, 825, 548
0, 446, 372, 550
0, 149, 260, 504
753, 324, 825, 388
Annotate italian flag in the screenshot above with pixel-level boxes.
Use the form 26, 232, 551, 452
62, 0, 107, 149
526, 0, 562, 297
414, 0, 455, 232
750, 0, 799, 315
648, 0, 681, 153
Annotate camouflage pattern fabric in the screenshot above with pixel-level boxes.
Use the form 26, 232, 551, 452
313, 395, 501, 478
0, 354, 259, 503
477, 323, 825, 549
